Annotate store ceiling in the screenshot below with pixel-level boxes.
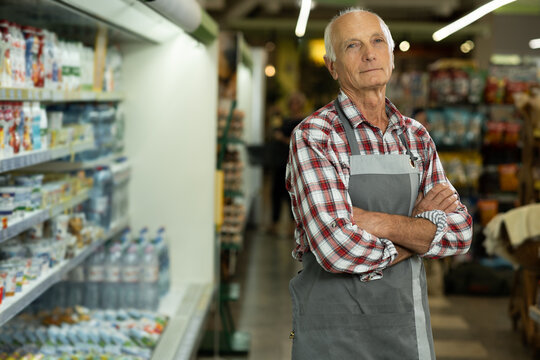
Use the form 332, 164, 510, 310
202, 0, 540, 44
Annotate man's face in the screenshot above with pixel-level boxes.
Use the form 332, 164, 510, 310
326, 12, 394, 93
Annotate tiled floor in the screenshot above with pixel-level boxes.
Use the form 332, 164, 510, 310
198, 224, 536, 360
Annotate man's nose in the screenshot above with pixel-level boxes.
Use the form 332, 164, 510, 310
363, 46, 376, 61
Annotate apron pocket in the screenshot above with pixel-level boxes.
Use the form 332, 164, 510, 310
298, 311, 414, 331
295, 312, 418, 360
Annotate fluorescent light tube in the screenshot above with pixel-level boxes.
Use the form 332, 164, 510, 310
433, 0, 516, 42
295, 0, 312, 38
530, 38, 540, 49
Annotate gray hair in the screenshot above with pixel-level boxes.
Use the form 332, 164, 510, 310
324, 8, 395, 62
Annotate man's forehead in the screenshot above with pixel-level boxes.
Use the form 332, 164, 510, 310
334, 12, 382, 37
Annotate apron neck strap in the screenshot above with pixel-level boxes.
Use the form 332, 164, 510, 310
334, 99, 360, 156
334, 99, 417, 164
398, 132, 418, 163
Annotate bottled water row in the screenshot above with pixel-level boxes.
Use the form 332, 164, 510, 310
43, 227, 170, 311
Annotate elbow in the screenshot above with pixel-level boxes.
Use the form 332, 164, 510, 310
454, 224, 474, 255
461, 217, 474, 254
419, 242, 431, 254
462, 232, 473, 254
449, 214, 474, 256
317, 254, 342, 273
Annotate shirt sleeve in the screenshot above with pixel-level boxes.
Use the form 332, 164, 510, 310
286, 121, 398, 276
416, 140, 473, 258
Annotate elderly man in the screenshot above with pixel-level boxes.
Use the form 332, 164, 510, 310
286, 8, 472, 359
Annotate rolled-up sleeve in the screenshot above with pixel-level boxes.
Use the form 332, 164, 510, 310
416, 141, 473, 258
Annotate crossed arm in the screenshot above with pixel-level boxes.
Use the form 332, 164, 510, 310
352, 183, 458, 266
287, 121, 473, 275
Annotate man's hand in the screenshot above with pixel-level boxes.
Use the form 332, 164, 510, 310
391, 244, 414, 266
352, 207, 436, 254
412, 183, 458, 217
351, 183, 458, 255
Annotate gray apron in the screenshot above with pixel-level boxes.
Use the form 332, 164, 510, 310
289, 100, 435, 359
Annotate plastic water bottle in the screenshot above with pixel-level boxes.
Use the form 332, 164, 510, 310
102, 242, 122, 309
67, 265, 85, 307
153, 227, 170, 297
138, 243, 159, 310
88, 167, 113, 229
119, 242, 140, 309
138, 227, 149, 246
84, 246, 105, 309
119, 227, 131, 251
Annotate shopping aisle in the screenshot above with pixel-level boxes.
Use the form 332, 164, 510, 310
430, 296, 531, 359
201, 222, 536, 360
233, 228, 301, 359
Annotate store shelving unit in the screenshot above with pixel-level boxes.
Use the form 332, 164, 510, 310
0, 140, 94, 173
0, 216, 129, 326
0, 189, 90, 244
26, 153, 127, 172
0, 0, 220, 358
0, 87, 123, 103
153, 283, 214, 360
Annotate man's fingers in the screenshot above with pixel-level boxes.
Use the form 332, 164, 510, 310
414, 192, 424, 206
443, 200, 459, 214
431, 187, 455, 205
424, 183, 449, 201
439, 194, 458, 210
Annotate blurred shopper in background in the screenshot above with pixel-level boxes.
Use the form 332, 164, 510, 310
268, 92, 308, 235
411, 107, 429, 129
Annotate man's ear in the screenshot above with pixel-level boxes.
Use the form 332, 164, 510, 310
324, 56, 338, 80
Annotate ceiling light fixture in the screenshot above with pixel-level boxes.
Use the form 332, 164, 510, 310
265, 65, 276, 77
295, 0, 312, 38
530, 38, 540, 49
399, 41, 410, 52
433, 0, 516, 42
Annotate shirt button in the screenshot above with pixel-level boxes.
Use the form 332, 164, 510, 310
331, 221, 337, 228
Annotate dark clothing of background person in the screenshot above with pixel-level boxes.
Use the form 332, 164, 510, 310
270, 116, 303, 227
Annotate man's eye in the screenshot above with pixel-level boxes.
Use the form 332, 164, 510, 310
374, 38, 384, 43
346, 43, 357, 49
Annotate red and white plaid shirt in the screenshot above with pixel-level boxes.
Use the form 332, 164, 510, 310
286, 91, 472, 276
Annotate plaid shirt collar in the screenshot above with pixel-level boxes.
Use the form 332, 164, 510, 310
336, 90, 406, 132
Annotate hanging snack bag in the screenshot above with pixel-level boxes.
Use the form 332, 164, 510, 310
426, 109, 446, 146
468, 69, 487, 104
478, 199, 499, 227
444, 108, 470, 147
467, 111, 484, 148
504, 121, 521, 146
498, 164, 519, 192
484, 76, 506, 104
484, 121, 505, 145
451, 68, 470, 104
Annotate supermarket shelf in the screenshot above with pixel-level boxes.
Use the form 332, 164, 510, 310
224, 190, 244, 198
0, 87, 123, 103
25, 153, 126, 173
0, 190, 90, 244
218, 137, 245, 145
221, 242, 243, 251
153, 282, 214, 360
0, 140, 94, 173
0, 216, 130, 327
